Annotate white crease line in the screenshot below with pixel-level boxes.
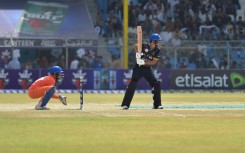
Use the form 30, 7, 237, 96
172, 113, 186, 117
156, 111, 187, 117
88, 111, 122, 117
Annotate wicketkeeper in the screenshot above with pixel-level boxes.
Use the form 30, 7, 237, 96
121, 33, 163, 109
28, 66, 67, 110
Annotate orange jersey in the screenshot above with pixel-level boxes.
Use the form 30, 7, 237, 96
28, 75, 59, 99
29, 75, 56, 89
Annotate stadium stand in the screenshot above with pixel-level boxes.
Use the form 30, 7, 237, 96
0, 0, 245, 69
95, 0, 245, 69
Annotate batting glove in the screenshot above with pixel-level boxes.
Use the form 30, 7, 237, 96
136, 59, 145, 66
136, 52, 141, 59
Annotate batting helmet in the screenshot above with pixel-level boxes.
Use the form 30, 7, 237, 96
149, 33, 162, 41
49, 66, 63, 75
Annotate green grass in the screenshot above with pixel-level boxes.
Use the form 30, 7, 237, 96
0, 93, 245, 153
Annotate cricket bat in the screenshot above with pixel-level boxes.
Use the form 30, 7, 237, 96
136, 26, 142, 59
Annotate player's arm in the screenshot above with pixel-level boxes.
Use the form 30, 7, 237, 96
144, 57, 159, 66
134, 44, 142, 59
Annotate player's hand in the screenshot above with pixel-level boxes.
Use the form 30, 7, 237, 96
136, 59, 145, 66
136, 52, 141, 59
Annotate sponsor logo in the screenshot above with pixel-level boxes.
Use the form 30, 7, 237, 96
153, 70, 162, 82
175, 74, 229, 88
230, 72, 245, 88
72, 70, 87, 89
109, 71, 117, 89
123, 70, 132, 85
0, 69, 9, 89
18, 70, 33, 89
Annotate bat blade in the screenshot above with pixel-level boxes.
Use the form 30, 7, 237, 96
137, 26, 142, 53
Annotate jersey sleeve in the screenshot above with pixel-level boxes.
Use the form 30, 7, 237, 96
142, 43, 150, 52
153, 47, 160, 59
141, 43, 161, 61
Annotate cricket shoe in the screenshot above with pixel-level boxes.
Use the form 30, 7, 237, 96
59, 94, 67, 105
153, 105, 164, 109
35, 104, 50, 110
122, 105, 129, 110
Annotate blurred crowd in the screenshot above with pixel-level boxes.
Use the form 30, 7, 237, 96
0, 47, 122, 70
96, 0, 245, 69
96, 0, 244, 40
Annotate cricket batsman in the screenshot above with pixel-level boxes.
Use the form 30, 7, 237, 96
121, 33, 163, 109
28, 66, 67, 110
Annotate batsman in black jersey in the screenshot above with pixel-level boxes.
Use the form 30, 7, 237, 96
121, 33, 163, 109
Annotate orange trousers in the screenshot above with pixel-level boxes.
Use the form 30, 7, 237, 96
28, 86, 59, 99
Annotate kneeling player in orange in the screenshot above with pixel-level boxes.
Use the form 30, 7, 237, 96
28, 66, 67, 110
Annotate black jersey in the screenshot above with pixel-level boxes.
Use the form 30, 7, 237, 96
141, 43, 160, 61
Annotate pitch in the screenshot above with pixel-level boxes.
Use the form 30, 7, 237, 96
0, 92, 245, 153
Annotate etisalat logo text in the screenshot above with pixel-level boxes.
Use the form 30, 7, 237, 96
175, 73, 245, 88
175, 74, 229, 88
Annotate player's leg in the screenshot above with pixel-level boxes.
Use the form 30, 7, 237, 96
143, 68, 162, 109
121, 80, 138, 109
121, 66, 141, 109
29, 86, 66, 109
152, 81, 162, 109
28, 86, 56, 99
40, 86, 55, 107
29, 86, 55, 110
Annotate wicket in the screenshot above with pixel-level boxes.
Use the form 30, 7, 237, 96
80, 76, 85, 110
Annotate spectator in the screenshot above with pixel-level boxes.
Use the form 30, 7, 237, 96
232, 0, 241, 10
128, 4, 138, 28
113, 1, 123, 24
108, 55, 120, 69
138, 8, 147, 24
215, 0, 224, 11
39, 56, 49, 69
219, 55, 228, 69
156, 3, 165, 25
168, 0, 179, 15
225, 20, 235, 39
179, 58, 188, 69
143, 0, 158, 15
0, 50, 10, 69
208, 56, 219, 69
91, 55, 103, 68
189, 48, 207, 69
152, 10, 161, 32
70, 55, 79, 69
160, 26, 173, 44
128, 45, 137, 69
78, 54, 90, 68
161, 57, 171, 69
225, 0, 237, 21
143, 15, 153, 34
171, 27, 186, 47
236, 16, 245, 39
205, 0, 216, 17
230, 60, 237, 69
57, 53, 66, 69
24, 60, 33, 69
165, 17, 175, 31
